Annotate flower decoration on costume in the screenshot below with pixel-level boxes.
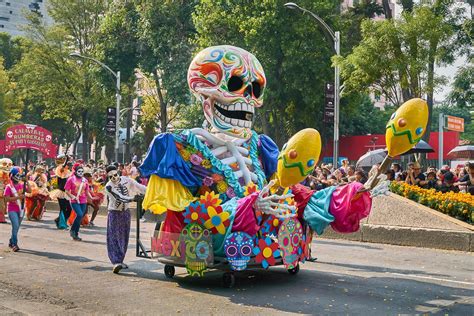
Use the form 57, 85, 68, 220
226, 187, 236, 198
190, 154, 203, 166
244, 182, 258, 196
183, 202, 208, 225
253, 237, 280, 269
203, 176, 214, 187
216, 181, 228, 193
201, 159, 212, 169
180, 150, 191, 161
261, 215, 280, 237
199, 191, 222, 208
212, 174, 223, 183
203, 205, 230, 234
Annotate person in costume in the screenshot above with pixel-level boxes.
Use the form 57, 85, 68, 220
0, 158, 13, 224
139, 45, 427, 277
50, 154, 72, 229
4, 167, 30, 252
84, 167, 104, 226
104, 165, 146, 273
64, 163, 93, 241
25, 164, 49, 220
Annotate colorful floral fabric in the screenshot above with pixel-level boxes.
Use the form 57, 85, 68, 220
253, 237, 280, 269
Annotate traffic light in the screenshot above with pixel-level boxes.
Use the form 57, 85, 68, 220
106, 107, 116, 137
323, 82, 335, 123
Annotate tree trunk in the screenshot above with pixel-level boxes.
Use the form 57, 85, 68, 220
382, 0, 393, 19
424, 42, 437, 142
81, 110, 89, 161
153, 69, 167, 133
72, 124, 81, 158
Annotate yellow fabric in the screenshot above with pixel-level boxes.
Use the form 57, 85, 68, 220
142, 175, 195, 214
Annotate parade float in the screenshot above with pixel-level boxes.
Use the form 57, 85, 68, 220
136, 45, 429, 287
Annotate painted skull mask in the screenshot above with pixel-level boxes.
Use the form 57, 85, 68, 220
188, 45, 266, 139
224, 231, 254, 271
0, 158, 13, 174
180, 223, 213, 277
278, 218, 303, 269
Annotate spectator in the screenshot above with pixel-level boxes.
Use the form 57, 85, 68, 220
406, 162, 425, 187
385, 169, 395, 181
454, 162, 474, 194
437, 171, 459, 193
424, 171, 437, 189
354, 169, 367, 184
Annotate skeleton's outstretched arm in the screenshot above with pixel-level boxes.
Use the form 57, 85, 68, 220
254, 180, 297, 219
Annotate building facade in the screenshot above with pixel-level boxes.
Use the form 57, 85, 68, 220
0, 0, 51, 37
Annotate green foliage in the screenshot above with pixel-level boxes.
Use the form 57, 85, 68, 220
448, 62, 473, 109
431, 104, 474, 143
0, 56, 23, 124
193, 0, 339, 145
0, 33, 25, 70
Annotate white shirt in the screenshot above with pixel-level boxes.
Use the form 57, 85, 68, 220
105, 176, 146, 211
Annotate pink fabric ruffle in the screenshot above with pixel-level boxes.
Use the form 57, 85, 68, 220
329, 182, 372, 233
232, 192, 260, 236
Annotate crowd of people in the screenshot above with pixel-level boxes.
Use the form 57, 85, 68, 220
304, 159, 368, 190
0, 155, 145, 273
389, 161, 474, 194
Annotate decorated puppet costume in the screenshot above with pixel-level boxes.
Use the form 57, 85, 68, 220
105, 165, 146, 273
140, 46, 427, 278
25, 164, 49, 220
0, 158, 13, 223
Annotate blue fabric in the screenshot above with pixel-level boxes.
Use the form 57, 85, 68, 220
139, 133, 200, 188
212, 198, 237, 257
259, 134, 279, 180
8, 211, 22, 246
71, 203, 87, 234
303, 186, 337, 235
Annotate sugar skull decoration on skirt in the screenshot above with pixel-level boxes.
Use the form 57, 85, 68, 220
224, 232, 254, 271
278, 218, 303, 269
180, 223, 213, 276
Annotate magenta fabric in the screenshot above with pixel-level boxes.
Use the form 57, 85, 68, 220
231, 192, 260, 236
4, 183, 23, 213
329, 182, 372, 233
64, 176, 89, 204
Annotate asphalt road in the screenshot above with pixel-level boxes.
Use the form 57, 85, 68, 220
0, 211, 473, 315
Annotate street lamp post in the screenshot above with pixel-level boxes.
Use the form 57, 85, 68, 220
284, 2, 341, 167
69, 52, 121, 163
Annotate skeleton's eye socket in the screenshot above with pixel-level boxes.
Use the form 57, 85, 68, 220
252, 81, 262, 98
228, 76, 244, 92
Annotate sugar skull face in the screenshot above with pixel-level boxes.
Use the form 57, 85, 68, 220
224, 232, 254, 271
0, 158, 13, 173
188, 45, 266, 139
180, 223, 213, 276
278, 218, 303, 269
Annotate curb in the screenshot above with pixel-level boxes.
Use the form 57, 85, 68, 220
322, 224, 474, 252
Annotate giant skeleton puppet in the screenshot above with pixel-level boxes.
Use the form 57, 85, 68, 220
140, 45, 429, 276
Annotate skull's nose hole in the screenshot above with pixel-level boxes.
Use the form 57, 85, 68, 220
228, 76, 244, 92
244, 85, 252, 98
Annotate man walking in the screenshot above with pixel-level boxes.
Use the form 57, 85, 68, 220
105, 165, 146, 273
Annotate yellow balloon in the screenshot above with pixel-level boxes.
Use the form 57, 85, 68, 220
277, 128, 321, 188
385, 98, 428, 157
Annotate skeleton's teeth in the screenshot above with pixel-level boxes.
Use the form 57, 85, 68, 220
235, 103, 242, 111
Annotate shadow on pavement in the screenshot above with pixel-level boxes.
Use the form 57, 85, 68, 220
166, 266, 474, 315
316, 239, 383, 250
20, 249, 93, 263
315, 261, 452, 278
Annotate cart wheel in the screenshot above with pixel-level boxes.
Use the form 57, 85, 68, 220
288, 264, 300, 275
223, 272, 235, 288
164, 265, 175, 279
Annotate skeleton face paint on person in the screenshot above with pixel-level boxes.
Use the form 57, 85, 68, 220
11, 172, 21, 183
108, 170, 120, 184
75, 167, 84, 178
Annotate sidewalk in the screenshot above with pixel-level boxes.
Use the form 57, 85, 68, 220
45, 192, 474, 252
322, 193, 474, 252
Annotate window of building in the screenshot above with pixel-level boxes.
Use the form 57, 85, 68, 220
0, 25, 4, 28
6, 2, 11, 6
0, 17, 9, 21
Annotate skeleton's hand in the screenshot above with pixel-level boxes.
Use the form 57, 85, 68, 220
254, 180, 297, 219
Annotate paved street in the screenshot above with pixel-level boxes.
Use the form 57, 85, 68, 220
0, 212, 473, 315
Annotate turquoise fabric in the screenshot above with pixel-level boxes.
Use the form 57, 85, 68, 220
212, 198, 237, 257
303, 186, 337, 235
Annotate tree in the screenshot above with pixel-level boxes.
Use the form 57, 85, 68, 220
13, 12, 112, 159
335, 1, 469, 141
448, 62, 473, 109
0, 33, 25, 70
0, 56, 23, 126
193, 0, 339, 145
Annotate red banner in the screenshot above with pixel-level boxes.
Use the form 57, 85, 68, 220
3, 124, 57, 158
